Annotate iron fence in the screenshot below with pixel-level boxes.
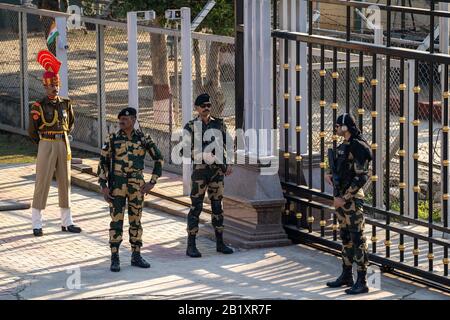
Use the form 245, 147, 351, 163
273, 0, 450, 288
0, 4, 236, 174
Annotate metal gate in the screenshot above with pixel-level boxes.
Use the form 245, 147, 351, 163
271, 0, 450, 289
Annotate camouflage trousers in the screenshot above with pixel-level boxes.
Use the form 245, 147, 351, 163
187, 164, 225, 235
109, 173, 144, 253
336, 198, 369, 271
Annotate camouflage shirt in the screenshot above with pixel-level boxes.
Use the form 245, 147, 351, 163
182, 116, 232, 166
28, 96, 75, 144
328, 137, 371, 201
97, 129, 164, 189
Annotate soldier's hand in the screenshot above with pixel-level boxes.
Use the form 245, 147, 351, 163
225, 165, 233, 176
203, 152, 216, 164
140, 182, 155, 196
101, 187, 114, 203
325, 174, 333, 186
333, 197, 346, 209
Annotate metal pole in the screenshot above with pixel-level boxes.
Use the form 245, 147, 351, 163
440, 1, 449, 230
298, 0, 307, 155
375, 26, 385, 210
278, 0, 288, 151
56, 16, 68, 98
235, 0, 244, 130
96, 23, 106, 147
406, 59, 415, 218
19, 11, 28, 130
260, 0, 272, 158
181, 7, 193, 195
288, 0, 296, 153
127, 12, 139, 113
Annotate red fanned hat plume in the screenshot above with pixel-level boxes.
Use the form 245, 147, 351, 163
37, 50, 61, 85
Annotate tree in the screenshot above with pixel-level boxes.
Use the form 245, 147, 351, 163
191, 0, 234, 118
109, 0, 235, 119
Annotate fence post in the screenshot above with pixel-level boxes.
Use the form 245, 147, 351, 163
127, 12, 139, 114
19, 11, 28, 131
56, 16, 69, 98
181, 7, 193, 195
96, 23, 106, 148
375, 27, 385, 210
235, 0, 245, 130
260, 0, 272, 158
440, 1, 449, 229
288, 0, 296, 153
406, 59, 415, 218
298, 0, 308, 155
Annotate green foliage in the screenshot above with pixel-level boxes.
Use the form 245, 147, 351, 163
364, 192, 442, 223
417, 200, 441, 223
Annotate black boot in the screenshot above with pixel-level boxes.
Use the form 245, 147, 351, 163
345, 270, 369, 294
131, 252, 151, 268
33, 228, 43, 237
110, 252, 120, 272
186, 234, 202, 258
62, 225, 82, 233
326, 265, 354, 288
216, 231, 233, 254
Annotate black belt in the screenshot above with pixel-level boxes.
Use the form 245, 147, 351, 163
39, 132, 65, 140
113, 171, 143, 178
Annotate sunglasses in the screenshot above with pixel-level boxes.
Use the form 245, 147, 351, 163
199, 103, 211, 109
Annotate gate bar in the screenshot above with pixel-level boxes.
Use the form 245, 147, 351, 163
305, 0, 450, 19
271, 30, 450, 65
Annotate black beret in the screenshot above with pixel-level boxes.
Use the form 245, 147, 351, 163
337, 113, 356, 128
118, 107, 137, 119
194, 93, 211, 106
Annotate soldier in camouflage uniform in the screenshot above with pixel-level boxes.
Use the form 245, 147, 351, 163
182, 93, 234, 258
325, 113, 372, 295
37, 0, 69, 55
98, 107, 163, 272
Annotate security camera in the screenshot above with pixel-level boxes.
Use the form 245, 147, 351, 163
165, 9, 182, 20
134, 10, 156, 21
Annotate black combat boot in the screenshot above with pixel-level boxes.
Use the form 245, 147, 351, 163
131, 251, 151, 268
326, 265, 354, 288
215, 231, 233, 254
33, 228, 43, 237
186, 234, 202, 258
61, 225, 82, 233
345, 270, 369, 294
110, 252, 120, 272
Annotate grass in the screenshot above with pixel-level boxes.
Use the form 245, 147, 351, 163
0, 131, 38, 164
0, 131, 98, 164
364, 192, 442, 223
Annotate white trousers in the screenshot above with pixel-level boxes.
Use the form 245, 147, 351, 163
31, 207, 74, 229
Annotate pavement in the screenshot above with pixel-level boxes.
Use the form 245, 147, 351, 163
0, 163, 448, 300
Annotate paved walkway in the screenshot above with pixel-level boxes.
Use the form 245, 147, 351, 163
0, 163, 448, 300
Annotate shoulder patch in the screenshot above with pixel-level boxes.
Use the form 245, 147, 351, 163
32, 101, 41, 107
